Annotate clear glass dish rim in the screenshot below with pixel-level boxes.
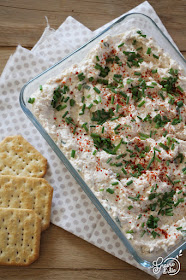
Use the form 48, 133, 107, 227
20, 12, 186, 268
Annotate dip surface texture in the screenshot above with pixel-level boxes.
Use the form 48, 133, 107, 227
31, 29, 186, 254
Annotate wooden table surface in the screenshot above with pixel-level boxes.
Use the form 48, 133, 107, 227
0, 1, 185, 279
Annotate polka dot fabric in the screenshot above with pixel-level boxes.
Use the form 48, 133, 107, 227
0, 2, 176, 278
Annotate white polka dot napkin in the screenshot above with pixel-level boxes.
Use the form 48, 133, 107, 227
0, 1, 181, 278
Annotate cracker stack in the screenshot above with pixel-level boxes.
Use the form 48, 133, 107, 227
0, 135, 53, 266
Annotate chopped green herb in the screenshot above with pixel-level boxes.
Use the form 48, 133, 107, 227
56, 104, 67, 111
139, 132, 149, 140
146, 48, 151, 54
62, 111, 68, 118
121, 168, 127, 175
82, 122, 88, 132
137, 30, 146, 38
78, 84, 82, 91
153, 54, 159, 59
127, 180, 133, 186
177, 100, 183, 107
126, 230, 134, 234
88, 103, 93, 109
138, 100, 146, 107
70, 99, 75, 106
118, 42, 124, 48
111, 95, 114, 104
89, 77, 94, 82
93, 87, 101, 94
159, 142, 169, 151
106, 188, 114, 194
151, 231, 160, 239
78, 72, 85, 81
112, 182, 119, 186
28, 97, 35, 104
134, 71, 141, 76
146, 215, 159, 229
71, 150, 76, 158
147, 151, 156, 169
152, 69, 157, 74
128, 194, 140, 201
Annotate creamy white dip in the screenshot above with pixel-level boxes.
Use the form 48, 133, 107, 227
30, 29, 186, 255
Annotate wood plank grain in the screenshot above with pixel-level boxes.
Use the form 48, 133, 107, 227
0, 0, 185, 50
0, 268, 185, 280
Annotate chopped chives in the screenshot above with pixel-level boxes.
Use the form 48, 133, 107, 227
96, 56, 99, 61
70, 99, 75, 106
127, 180, 133, 186
64, 96, 70, 103
147, 151, 155, 169
153, 147, 161, 152
89, 77, 94, 82
171, 143, 175, 150
177, 100, 183, 107
173, 180, 181, 184
93, 150, 97, 155
79, 104, 86, 115
28, 97, 35, 104
78, 72, 85, 81
146, 48, 151, 54
106, 158, 112, 164
116, 104, 121, 112
39, 85, 43, 90
134, 71, 141, 76
177, 85, 183, 92
153, 54, 159, 59
71, 150, 76, 158
112, 182, 119, 185
115, 162, 123, 167
106, 188, 114, 194
78, 84, 82, 91
118, 42, 124, 48
136, 47, 143, 51
93, 87, 101, 94
127, 62, 131, 68
111, 95, 114, 104
81, 96, 85, 103
152, 69, 157, 74
62, 111, 68, 118
56, 104, 67, 111
114, 124, 121, 130
82, 123, 88, 132
139, 132, 149, 139
126, 230, 134, 234
121, 168, 127, 175
159, 142, 169, 151
138, 100, 146, 107
128, 205, 133, 210
88, 103, 93, 109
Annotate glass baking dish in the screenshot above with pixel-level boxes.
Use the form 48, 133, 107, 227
20, 13, 186, 268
